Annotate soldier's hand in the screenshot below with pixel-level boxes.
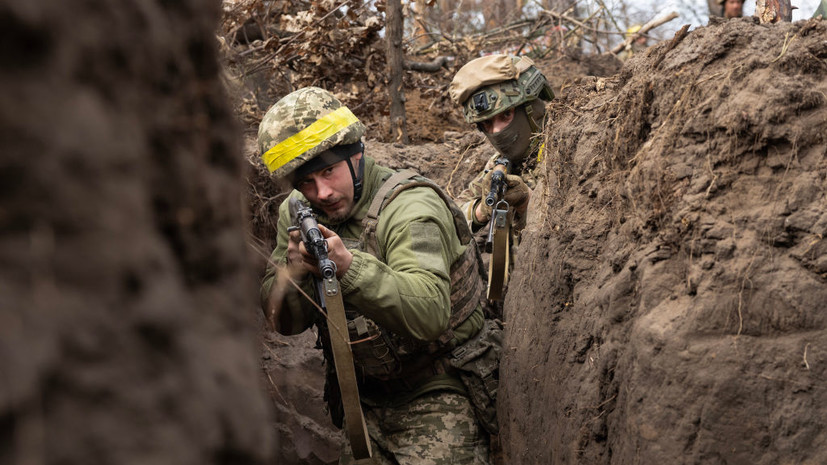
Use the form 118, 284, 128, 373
476, 172, 531, 222
475, 170, 497, 223
286, 229, 308, 278
316, 225, 352, 279
502, 174, 530, 214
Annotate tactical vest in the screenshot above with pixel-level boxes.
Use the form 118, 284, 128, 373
321, 169, 491, 391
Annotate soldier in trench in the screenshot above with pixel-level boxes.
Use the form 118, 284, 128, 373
721, 0, 745, 18
709, 0, 744, 18
618, 25, 650, 61
258, 87, 496, 465
449, 54, 554, 301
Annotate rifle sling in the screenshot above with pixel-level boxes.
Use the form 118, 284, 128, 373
322, 276, 373, 460
486, 207, 510, 301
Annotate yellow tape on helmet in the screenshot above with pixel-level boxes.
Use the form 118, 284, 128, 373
262, 106, 360, 173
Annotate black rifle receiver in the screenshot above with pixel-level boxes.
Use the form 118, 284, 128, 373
484, 158, 510, 253
484, 158, 510, 207
288, 198, 337, 280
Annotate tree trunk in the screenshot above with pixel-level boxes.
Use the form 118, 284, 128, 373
386, 0, 408, 144
755, 0, 793, 23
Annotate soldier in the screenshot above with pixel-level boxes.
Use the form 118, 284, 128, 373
721, 0, 744, 18
258, 87, 493, 465
448, 55, 554, 300
618, 25, 649, 61
709, 0, 744, 18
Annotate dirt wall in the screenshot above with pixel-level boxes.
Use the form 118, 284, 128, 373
0, 1, 272, 463
501, 17, 827, 464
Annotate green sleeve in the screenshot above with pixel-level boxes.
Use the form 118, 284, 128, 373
339, 187, 462, 342
260, 194, 316, 335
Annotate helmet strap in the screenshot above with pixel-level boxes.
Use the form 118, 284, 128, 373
524, 102, 541, 133
346, 142, 365, 202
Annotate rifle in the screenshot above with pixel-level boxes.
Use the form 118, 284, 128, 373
483, 159, 511, 301
287, 198, 373, 462
289, 199, 337, 281
484, 159, 508, 214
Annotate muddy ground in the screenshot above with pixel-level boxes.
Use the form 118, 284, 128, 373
1, 1, 272, 463
259, 16, 827, 465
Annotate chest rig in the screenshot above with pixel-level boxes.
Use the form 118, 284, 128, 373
321, 169, 490, 390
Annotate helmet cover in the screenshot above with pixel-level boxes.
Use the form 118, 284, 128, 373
449, 55, 554, 124
258, 87, 365, 178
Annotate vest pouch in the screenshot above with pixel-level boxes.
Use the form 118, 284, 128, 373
348, 315, 403, 379
448, 318, 503, 435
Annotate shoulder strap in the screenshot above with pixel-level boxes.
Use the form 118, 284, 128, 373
359, 168, 488, 350
360, 169, 418, 260
360, 169, 474, 261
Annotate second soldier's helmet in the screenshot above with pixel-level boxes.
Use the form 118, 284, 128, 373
449, 55, 554, 124
258, 87, 366, 180
625, 24, 643, 38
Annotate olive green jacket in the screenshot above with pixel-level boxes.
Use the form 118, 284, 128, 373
261, 156, 484, 406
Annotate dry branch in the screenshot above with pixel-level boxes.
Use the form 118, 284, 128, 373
404, 56, 451, 72
610, 12, 679, 55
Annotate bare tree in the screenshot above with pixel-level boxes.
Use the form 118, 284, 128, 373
387, 0, 408, 143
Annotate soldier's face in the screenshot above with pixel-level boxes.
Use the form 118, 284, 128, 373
295, 153, 362, 222
724, 0, 743, 18
480, 108, 515, 134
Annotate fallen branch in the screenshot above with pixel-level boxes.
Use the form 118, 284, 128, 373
610, 11, 679, 55
404, 56, 451, 72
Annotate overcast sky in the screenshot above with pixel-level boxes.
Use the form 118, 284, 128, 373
640, 0, 822, 39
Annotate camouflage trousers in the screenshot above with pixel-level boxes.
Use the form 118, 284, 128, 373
339, 391, 490, 465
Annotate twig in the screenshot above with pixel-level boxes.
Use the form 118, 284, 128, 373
446, 144, 477, 198
584, 394, 617, 411
594, 0, 623, 36
610, 12, 679, 55
515, 16, 551, 56
247, 0, 365, 75
246, 239, 353, 347
261, 341, 283, 360
803, 343, 811, 370
770, 32, 798, 63
735, 254, 756, 337
265, 370, 287, 404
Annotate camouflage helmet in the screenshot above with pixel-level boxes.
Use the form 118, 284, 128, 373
449, 55, 554, 124
258, 87, 366, 179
